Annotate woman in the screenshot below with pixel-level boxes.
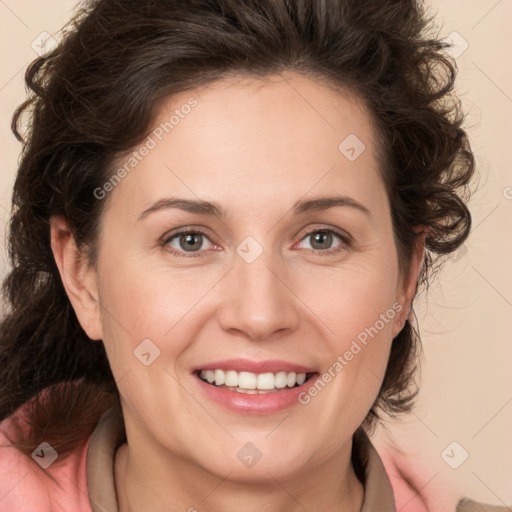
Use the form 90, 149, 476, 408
0, 0, 506, 510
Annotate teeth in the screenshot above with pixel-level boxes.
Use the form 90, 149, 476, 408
257, 372, 275, 390
214, 369, 225, 386
239, 371, 257, 389
296, 373, 306, 385
225, 370, 238, 387
275, 371, 287, 388
199, 369, 309, 390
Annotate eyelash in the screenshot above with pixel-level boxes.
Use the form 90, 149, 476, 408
161, 226, 352, 258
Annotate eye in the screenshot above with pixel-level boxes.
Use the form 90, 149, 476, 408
295, 228, 351, 256
162, 226, 351, 258
163, 229, 217, 257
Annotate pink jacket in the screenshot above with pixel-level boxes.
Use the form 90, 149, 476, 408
0, 403, 92, 512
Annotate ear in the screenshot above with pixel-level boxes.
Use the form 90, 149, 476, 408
50, 215, 103, 340
392, 228, 427, 338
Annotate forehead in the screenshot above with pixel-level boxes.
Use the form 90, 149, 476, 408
106, 71, 385, 220
161, 72, 379, 162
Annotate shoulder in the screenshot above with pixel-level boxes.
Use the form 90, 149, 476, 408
0, 407, 92, 512
380, 450, 511, 512
371, 432, 511, 512
0, 413, 52, 511
456, 498, 512, 512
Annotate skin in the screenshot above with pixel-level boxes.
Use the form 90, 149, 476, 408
50, 71, 425, 512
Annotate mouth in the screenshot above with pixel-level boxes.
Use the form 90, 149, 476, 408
195, 369, 318, 394
191, 359, 321, 414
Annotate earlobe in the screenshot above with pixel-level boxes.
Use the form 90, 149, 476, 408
49, 215, 103, 340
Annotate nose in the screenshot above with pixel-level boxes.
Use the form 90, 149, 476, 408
217, 247, 300, 342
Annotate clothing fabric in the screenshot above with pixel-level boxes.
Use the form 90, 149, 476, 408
0, 398, 509, 511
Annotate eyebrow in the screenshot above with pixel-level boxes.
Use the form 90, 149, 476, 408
137, 195, 371, 222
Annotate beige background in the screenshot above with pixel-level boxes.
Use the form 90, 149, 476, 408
0, 0, 511, 507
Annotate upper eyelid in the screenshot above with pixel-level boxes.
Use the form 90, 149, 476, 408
163, 225, 351, 252
295, 228, 351, 248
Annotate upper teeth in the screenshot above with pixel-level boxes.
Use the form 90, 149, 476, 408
199, 370, 307, 390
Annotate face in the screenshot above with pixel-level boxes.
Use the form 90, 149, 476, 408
53, 72, 422, 484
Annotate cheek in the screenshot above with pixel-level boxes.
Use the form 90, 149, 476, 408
95, 263, 202, 427
95, 260, 176, 371
296, 255, 400, 413
95, 255, 223, 376
301, 255, 400, 343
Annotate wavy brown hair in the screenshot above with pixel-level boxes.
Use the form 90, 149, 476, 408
1, 0, 474, 465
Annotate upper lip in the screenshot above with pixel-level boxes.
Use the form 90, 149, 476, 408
192, 359, 317, 374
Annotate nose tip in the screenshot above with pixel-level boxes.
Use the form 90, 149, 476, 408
217, 258, 300, 342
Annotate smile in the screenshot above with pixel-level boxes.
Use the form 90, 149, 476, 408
197, 369, 316, 393
192, 359, 320, 414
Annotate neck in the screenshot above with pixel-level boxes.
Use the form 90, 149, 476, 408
114, 437, 365, 512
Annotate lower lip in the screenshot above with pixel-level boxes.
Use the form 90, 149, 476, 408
194, 373, 320, 414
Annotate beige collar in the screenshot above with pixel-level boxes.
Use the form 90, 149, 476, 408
87, 404, 396, 511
